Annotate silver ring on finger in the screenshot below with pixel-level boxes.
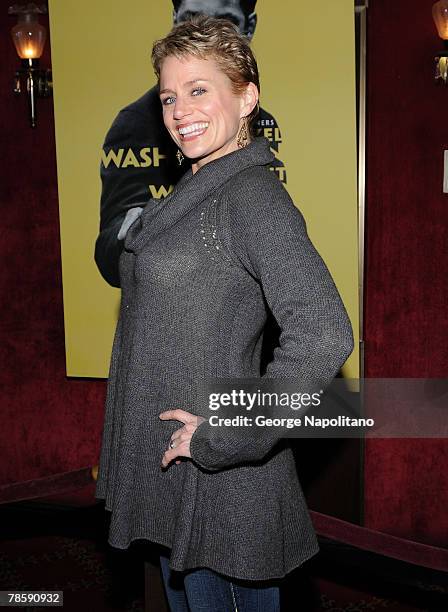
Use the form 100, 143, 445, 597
169, 439, 175, 450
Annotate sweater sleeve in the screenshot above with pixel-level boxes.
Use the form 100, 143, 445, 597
189, 168, 354, 471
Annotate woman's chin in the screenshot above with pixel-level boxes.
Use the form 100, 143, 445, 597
181, 144, 211, 162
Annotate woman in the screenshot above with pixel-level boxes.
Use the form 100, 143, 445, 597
95, 15, 354, 611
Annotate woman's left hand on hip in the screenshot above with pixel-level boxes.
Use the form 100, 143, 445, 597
159, 409, 205, 468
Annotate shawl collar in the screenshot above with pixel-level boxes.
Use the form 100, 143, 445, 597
124, 137, 274, 254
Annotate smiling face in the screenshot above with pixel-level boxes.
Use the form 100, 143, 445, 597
159, 54, 257, 173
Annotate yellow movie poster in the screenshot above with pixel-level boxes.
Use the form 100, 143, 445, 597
49, 0, 358, 378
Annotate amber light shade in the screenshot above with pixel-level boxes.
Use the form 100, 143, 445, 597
433, 0, 448, 40
11, 13, 46, 59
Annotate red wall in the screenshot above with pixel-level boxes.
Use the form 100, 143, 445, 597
0, 1, 105, 489
364, 0, 448, 545
1, 0, 447, 549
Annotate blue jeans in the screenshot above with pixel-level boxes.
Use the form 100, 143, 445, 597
160, 555, 281, 612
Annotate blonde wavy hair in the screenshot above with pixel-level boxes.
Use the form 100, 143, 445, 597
151, 14, 260, 135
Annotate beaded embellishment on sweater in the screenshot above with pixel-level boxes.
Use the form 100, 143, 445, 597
200, 199, 225, 262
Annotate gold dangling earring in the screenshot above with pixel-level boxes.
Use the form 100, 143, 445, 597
176, 149, 184, 166
237, 119, 249, 149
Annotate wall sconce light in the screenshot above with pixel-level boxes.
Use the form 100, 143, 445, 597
433, 0, 448, 84
9, 3, 52, 127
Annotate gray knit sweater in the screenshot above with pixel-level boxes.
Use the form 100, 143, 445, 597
95, 136, 354, 581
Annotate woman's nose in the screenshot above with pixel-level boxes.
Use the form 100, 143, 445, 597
173, 96, 192, 120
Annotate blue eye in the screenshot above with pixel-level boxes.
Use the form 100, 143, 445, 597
161, 88, 205, 105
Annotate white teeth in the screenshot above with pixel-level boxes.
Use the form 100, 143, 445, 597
178, 122, 209, 135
